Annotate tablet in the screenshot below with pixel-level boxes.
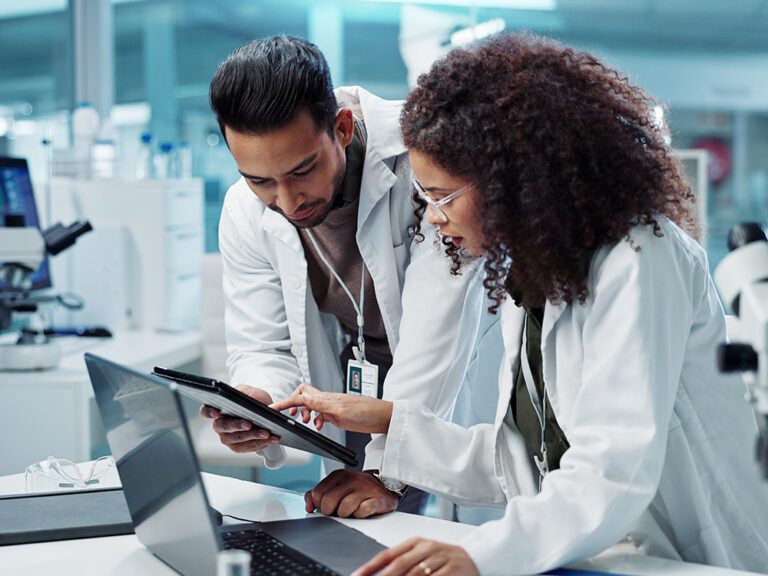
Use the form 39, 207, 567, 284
151, 366, 357, 467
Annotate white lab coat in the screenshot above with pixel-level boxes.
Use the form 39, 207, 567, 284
219, 86, 492, 470
381, 218, 768, 575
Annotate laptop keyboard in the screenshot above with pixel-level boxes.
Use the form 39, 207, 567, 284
222, 529, 341, 576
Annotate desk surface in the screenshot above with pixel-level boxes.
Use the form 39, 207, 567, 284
7, 329, 202, 386
0, 470, 760, 576
0, 330, 202, 477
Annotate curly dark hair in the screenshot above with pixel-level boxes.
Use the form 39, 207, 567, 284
402, 32, 697, 311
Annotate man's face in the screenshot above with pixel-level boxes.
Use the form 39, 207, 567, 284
225, 108, 354, 228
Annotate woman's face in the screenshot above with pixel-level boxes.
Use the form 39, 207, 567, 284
408, 150, 485, 256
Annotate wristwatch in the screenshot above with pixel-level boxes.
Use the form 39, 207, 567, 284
371, 471, 407, 498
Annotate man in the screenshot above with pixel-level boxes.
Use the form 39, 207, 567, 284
203, 35, 494, 516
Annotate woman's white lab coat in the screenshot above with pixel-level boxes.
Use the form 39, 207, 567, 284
219, 86, 492, 470
381, 218, 768, 575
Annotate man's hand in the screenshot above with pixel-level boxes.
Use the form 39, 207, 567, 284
351, 538, 479, 576
199, 385, 281, 453
305, 469, 398, 518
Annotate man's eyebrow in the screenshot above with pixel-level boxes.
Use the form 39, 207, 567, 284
239, 153, 319, 181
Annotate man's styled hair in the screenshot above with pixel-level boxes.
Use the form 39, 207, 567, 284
210, 35, 337, 139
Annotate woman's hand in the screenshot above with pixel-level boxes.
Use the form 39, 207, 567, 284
352, 538, 479, 576
270, 383, 393, 434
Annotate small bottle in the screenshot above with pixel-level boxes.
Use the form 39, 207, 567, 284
92, 119, 117, 179
136, 132, 155, 179
72, 101, 100, 178
216, 550, 251, 576
168, 143, 181, 178
177, 141, 192, 178
153, 141, 174, 179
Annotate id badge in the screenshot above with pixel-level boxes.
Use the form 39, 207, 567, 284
346, 359, 379, 398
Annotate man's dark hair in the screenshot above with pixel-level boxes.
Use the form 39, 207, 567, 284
210, 35, 337, 139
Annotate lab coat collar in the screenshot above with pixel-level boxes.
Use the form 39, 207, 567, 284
343, 86, 405, 232
542, 299, 567, 342
261, 202, 303, 253
337, 86, 407, 161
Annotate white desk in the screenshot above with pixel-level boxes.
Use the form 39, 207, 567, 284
0, 330, 201, 476
0, 469, 760, 576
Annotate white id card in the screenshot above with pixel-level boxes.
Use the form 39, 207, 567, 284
346, 359, 379, 398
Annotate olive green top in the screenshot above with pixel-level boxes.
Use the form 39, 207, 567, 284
510, 303, 570, 475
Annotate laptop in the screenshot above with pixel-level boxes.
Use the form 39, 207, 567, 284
85, 353, 386, 576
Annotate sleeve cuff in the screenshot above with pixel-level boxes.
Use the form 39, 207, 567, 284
261, 444, 287, 469
363, 434, 387, 471
460, 524, 505, 575
380, 399, 412, 480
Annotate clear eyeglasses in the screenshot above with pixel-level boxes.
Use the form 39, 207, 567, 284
411, 175, 480, 223
24, 456, 115, 493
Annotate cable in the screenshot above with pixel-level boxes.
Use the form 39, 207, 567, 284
223, 513, 260, 524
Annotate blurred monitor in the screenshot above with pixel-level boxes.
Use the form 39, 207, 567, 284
0, 157, 52, 292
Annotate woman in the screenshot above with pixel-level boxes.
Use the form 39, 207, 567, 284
272, 33, 768, 575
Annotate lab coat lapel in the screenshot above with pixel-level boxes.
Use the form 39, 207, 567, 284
355, 86, 403, 228
494, 299, 566, 431
353, 86, 406, 350
542, 300, 566, 342
261, 208, 304, 254
260, 204, 312, 381
540, 299, 567, 429
495, 301, 526, 427
357, 151, 396, 229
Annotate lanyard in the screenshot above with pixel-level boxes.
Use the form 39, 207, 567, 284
304, 228, 367, 362
520, 317, 548, 492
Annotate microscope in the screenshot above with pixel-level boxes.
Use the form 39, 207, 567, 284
715, 222, 768, 479
0, 214, 92, 370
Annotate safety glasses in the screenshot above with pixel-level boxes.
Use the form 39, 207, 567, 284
411, 175, 480, 223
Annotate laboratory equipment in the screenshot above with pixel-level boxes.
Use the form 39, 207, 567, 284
92, 119, 117, 179
136, 132, 154, 179
71, 102, 100, 178
714, 222, 768, 478
0, 157, 92, 370
49, 177, 203, 331
178, 141, 193, 178
216, 550, 251, 576
24, 456, 115, 492
153, 142, 174, 178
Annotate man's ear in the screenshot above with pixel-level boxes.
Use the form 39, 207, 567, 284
334, 108, 355, 148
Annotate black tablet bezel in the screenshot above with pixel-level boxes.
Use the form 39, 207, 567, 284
151, 366, 357, 467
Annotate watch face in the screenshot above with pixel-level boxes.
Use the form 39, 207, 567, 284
382, 477, 405, 493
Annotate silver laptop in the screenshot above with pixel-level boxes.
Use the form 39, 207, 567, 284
85, 353, 386, 576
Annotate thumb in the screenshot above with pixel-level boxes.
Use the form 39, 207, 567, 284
236, 384, 272, 404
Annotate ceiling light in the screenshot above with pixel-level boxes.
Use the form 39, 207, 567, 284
360, 0, 556, 11
451, 18, 506, 46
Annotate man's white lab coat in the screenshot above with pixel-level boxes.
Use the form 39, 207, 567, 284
381, 218, 768, 574
219, 86, 493, 470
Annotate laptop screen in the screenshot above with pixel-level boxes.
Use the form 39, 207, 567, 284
86, 353, 222, 576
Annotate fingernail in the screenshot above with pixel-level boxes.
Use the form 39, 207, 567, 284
240, 422, 250, 430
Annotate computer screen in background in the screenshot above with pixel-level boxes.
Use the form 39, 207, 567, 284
0, 157, 52, 293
